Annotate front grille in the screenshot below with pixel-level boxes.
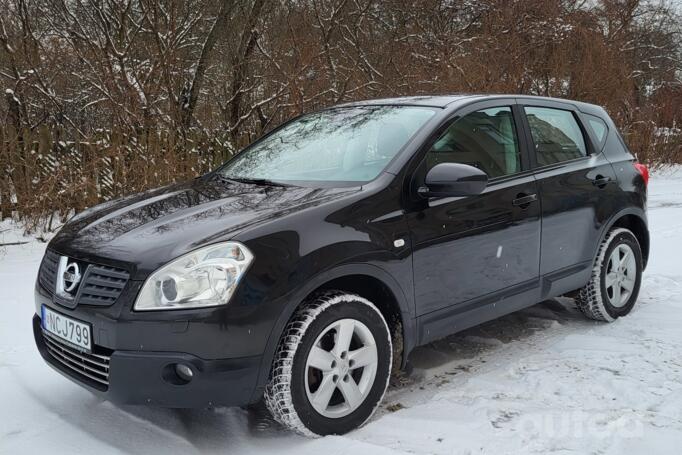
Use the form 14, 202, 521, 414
42, 331, 110, 388
38, 249, 130, 308
38, 250, 59, 293
77, 265, 130, 306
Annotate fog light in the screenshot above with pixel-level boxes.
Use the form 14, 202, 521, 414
175, 363, 194, 382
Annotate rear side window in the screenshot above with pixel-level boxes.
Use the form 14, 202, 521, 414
585, 114, 608, 148
524, 107, 587, 166
427, 106, 521, 178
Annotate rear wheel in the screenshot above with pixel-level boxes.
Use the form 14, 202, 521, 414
264, 291, 392, 436
576, 227, 643, 321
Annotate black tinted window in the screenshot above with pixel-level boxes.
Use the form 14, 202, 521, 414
586, 114, 608, 148
524, 107, 587, 166
426, 107, 521, 178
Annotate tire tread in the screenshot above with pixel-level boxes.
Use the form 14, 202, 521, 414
575, 227, 639, 322
264, 290, 391, 437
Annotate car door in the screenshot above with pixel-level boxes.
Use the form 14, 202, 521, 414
518, 100, 619, 283
406, 100, 541, 317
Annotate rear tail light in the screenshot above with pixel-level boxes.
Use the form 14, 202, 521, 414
634, 162, 649, 186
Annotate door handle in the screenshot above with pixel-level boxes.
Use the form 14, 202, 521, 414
512, 193, 537, 208
591, 175, 612, 188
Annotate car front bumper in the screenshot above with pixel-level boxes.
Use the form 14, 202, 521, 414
32, 314, 262, 408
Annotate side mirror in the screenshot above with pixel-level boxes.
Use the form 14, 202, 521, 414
418, 163, 488, 198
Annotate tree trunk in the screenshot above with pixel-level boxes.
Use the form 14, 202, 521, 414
180, 2, 235, 131
229, 0, 266, 139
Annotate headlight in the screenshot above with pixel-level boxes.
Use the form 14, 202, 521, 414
134, 242, 254, 311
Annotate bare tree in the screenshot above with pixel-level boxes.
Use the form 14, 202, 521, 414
179, 0, 235, 130
0, 0, 680, 225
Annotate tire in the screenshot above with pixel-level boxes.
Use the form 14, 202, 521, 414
576, 227, 643, 322
264, 291, 392, 437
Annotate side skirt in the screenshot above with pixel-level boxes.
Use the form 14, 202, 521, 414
415, 261, 591, 346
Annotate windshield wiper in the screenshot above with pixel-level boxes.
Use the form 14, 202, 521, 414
219, 175, 292, 187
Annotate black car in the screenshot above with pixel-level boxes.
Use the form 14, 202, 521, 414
33, 94, 649, 436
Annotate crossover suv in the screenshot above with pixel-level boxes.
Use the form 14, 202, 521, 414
33, 95, 649, 436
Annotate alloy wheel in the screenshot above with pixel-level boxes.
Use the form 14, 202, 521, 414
605, 243, 637, 308
304, 318, 378, 418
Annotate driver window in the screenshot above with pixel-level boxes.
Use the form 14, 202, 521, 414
426, 106, 521, 178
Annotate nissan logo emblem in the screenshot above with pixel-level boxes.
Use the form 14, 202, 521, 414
62, 262, 82, 293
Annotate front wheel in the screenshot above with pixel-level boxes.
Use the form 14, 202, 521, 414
576, 227, 643, 322
264, 291, 392, 436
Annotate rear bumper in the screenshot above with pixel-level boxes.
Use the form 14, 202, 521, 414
33, 315, 261, 408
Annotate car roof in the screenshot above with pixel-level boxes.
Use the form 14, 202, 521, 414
337, 95, 484, 108
337, 94, 604, 113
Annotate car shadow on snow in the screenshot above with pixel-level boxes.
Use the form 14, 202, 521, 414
382, 298, 596, 412
407, 298, 583, 371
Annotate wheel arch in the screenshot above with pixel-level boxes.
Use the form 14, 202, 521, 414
251, 263, 415, 403
598, 208, 649, 269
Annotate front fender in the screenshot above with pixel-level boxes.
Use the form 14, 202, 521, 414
249, 262, 416, 402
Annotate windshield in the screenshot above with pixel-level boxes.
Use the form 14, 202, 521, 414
219, 106, 436, 185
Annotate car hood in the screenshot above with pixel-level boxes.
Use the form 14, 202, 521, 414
49, 175, 358, 275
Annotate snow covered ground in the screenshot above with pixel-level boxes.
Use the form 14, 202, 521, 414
2, 169, 682, 454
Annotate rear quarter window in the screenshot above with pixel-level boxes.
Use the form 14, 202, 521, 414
585, 114, 609, 149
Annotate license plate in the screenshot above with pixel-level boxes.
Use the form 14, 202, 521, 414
41, 306, 92, 352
